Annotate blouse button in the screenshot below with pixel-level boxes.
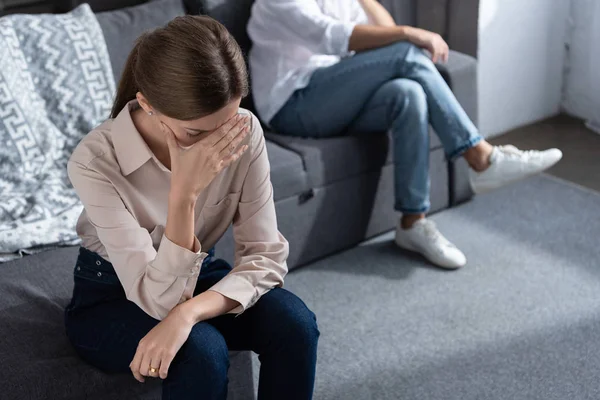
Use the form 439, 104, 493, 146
96, 260, 101, 266
190, 266, 199, 274
97, 272, 102, 277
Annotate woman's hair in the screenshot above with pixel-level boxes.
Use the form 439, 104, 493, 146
110, 15, 249, 119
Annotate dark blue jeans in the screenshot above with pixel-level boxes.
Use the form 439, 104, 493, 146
64, 247, 319, 400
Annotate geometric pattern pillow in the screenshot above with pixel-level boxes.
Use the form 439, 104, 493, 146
0, 4, 115, 262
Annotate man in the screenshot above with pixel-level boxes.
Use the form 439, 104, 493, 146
247, 0, 562, 269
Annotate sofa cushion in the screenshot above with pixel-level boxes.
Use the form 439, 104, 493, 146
0, 247, 255, 400
265, 133, 389, 189
0, 247, 162, 399
96, 0, 186, 83
266, 140, 310, 201
265, 128, 442, 189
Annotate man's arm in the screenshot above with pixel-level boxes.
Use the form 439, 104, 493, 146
348, 24, 450, 63
358, 0, 396, 27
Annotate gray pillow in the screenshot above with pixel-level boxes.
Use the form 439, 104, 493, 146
96, 0, 186, 83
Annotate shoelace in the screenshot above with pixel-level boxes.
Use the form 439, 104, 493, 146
420, 220, 456, 251
497, 145, 540, 160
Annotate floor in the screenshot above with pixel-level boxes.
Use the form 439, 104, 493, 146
490, 113, 600, 193
366, 113, 598, 247
293, 175, 600, 400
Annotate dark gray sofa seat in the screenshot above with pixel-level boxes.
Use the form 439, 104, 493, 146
265, 141, 310, 201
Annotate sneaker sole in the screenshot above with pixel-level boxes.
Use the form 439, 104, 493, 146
394, 235, 465, 270
470, 152, 563, 194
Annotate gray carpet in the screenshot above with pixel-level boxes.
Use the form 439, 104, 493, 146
285, 175, 600, 400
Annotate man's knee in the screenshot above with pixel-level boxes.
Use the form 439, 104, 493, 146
385, 79, 428, 116
383, 41, 435, 69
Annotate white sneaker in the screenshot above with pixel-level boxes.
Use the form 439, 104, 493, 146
469, 145, 562, 194
395, 219, 466, 269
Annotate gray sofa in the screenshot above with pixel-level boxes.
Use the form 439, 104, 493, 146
0, 0, 479, 399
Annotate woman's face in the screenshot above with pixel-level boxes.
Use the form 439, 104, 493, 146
158, 98, 243, 148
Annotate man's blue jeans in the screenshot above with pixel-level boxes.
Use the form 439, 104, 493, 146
271, 41, 482, 214
64, 247, 319, 400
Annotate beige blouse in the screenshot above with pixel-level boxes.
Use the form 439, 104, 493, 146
67, 102, 289, 320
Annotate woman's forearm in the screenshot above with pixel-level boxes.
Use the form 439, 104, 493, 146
179, 290, 241, 324
358, 0, 396, 27
165, 190, 197, 251
348, 24, 414, 52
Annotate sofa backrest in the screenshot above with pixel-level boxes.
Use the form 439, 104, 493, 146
185, 0, 254, 56
2, 0, 479, 58
97, 0, 186, 83
415, 0, 479, 57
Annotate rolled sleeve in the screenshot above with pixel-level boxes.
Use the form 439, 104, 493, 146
150, 235, 206, 277
208, 274, 258, 315
334, 20, 358, 57
254, 0, 358, 56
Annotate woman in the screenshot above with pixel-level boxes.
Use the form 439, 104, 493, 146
248, 0, 562, 269
64, 16, 318, 400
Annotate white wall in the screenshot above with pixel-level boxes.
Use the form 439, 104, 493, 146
478, 0, 570, 137
562, 0, 600, 129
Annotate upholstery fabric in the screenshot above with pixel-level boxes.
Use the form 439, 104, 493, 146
436, 50, 479, 205
185, 0, 253, 54
265, 141, 309, 201
96, 0, 186, 83
0, 4, 115, 262
216, 148, 449, 270
266, 127, 446, 190
380, 0, 416, 26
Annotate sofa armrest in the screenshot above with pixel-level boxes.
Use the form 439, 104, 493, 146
436, 50, 478, 205
437, 50, 478, 124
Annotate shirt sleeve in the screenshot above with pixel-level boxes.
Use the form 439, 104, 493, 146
67, 160, 208, 320
253, 0, 358, 56
352, 2, 370, 25
208, 113, 289, 314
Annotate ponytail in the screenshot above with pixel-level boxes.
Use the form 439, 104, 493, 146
110, 38, 143, 118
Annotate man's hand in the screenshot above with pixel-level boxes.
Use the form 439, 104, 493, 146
405, 27, 449, 63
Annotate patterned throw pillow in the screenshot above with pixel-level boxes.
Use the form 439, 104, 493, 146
0, 4, 116, 262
